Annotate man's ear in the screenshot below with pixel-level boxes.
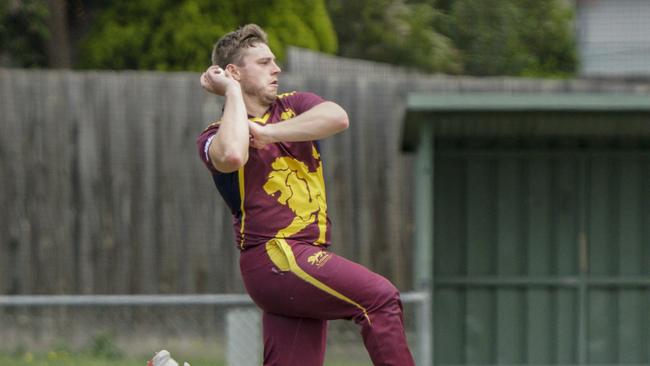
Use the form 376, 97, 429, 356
226, 64, 240, 81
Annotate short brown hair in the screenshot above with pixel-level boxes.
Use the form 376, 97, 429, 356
211, 24, 268, 68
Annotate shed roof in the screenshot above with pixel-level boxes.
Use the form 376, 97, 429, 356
402, 93, 650, 151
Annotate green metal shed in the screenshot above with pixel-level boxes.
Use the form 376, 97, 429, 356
402, 93, 650, 366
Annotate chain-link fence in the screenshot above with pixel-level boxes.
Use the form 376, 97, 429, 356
0, 292, 430, 366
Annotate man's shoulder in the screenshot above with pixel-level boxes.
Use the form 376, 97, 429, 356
276, 91, 323, 101
275, 91, 324, 111
200, 120, 222, 133
196, 120, 221, 143
277, 91, 299, 100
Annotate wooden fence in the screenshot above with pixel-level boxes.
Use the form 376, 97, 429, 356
0, 69, 416, 295
2, 59, 649, 295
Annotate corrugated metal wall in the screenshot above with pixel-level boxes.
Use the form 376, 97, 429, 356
433, 139, 650, 365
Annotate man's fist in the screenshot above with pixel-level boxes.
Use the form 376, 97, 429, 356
200, 65, 239, 96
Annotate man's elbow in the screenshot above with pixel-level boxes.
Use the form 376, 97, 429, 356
334, 108, 350, 132
212, 150, 248, 173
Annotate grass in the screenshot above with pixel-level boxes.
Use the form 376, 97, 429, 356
0, 352, 225, 366
0, 332, 369, 366
0, 352, 142, 366
0, 353, 370, 366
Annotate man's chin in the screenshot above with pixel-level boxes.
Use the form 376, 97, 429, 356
262, 92, 278, 104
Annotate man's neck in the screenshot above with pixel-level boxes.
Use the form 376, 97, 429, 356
243, 94, 272, 118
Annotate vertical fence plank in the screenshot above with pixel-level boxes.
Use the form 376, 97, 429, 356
0, 70, 25, 295
526, 158, 553, 364
465, 157, 496, 364
496, 158, 525, 365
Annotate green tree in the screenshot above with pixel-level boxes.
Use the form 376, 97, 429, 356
327, 0, 460, 73
78, 0, 337, 71
443, 0, 576, 76
0, 0, 50, 67
0, 0, 113, 68
327, 0, 576, 77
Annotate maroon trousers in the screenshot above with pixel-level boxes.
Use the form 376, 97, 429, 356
240, 238, 415, 366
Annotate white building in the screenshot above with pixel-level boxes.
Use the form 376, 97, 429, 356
577, 0, 650, 76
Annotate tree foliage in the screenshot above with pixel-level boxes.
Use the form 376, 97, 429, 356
0, 0, 50, 67
328, 0, 460, 73
328, 0, 576, 77
1, 0, 576, 77
78, 0, 337, 71
445, 0, 576, 76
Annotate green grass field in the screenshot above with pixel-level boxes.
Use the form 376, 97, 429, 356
0, 331, 370, 366
0, 353, 224, 366
0, 353, 369, 366
0, 353, 143, 366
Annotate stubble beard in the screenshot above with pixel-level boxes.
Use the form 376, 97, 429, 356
243, 83, 277, 107
259, 84, 278, 105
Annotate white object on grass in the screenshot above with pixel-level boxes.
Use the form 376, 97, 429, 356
149, 349, 190, 366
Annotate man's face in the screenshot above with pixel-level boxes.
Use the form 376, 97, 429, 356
235, 43, 281, 105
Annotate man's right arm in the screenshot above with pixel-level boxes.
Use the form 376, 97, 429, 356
200, 66, 249, 173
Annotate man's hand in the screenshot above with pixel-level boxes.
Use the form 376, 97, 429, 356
247, 101, 349, 148
248, 121, 276, 149
200, 65, 239, 96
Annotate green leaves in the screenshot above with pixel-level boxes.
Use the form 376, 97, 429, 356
2, 0, 576, 77
329, 0, 576, 77
0, 0, 50, 67
446, 0, 577, 76
329, 0, 460, 73
78, 0, 337, 71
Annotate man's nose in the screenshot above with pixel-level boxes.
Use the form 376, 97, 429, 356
272, 61, 281, 74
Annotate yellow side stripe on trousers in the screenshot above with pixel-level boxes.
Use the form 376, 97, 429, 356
265, 238, 371, 324
238, 167, 246, 249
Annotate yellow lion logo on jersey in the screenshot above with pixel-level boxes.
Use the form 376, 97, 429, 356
262, 146, 328, 243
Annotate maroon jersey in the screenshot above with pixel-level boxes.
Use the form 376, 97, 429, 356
196, 91, 332, 249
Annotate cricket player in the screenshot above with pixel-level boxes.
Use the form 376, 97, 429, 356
192, 24, 415, 366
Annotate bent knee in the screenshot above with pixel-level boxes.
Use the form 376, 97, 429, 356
371, 277, 402, 308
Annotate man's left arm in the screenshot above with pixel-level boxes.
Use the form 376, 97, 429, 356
248, 101, 348, 148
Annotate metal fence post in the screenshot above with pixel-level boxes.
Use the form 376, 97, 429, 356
413, 122, 434, 366
415, 292, 432, 366
226, 308, 261, 366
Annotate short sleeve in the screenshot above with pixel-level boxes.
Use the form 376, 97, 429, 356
196, 122, 221, 173
284, 91, 325, 115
